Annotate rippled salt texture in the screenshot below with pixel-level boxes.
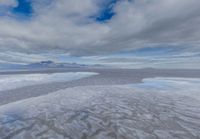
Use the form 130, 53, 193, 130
0, 72, 97, 91
0, 78, 200, 139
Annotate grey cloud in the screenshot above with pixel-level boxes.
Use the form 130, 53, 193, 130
0, 51, 60, 64
105, 0, 200, 48
0, 0, 200, 64
0, 0, 17, 6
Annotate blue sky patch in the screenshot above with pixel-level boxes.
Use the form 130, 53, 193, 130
94, 0, 118, 22
12, 0, 33, 16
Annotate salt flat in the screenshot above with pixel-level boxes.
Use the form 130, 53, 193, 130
0, 69, 200, 139
1, 68, 200, 106
0, 72, 98, 92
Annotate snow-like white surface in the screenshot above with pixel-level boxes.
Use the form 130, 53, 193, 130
0, 72, 98, 91
0, 77, 200, 139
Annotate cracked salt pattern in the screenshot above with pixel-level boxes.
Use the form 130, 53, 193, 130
0, 78, 200, 139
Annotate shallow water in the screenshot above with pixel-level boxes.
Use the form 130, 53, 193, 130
0, 72, 97, 91
0, 77, 200, 139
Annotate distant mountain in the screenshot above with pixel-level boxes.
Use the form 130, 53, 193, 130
0, 61, 103, 70
27, 61, 88, 69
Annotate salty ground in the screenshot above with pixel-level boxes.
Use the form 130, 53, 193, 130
0, 68, 200, 139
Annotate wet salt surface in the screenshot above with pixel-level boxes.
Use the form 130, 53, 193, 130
0, 77, 200, 139
0, 72, 98, 92
1, 68, 200, 106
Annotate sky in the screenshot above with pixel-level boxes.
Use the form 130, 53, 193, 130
0, 0, 200, 69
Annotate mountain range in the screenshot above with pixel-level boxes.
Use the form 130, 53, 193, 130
0, 61, 102, 70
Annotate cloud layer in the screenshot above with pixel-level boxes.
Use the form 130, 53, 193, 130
0, 0, 200, 68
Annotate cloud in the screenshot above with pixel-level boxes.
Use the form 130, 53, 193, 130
0, 0, 17, 6
103, 0, 200, 50
0, 0, 200, 66
0, 51, 61, 64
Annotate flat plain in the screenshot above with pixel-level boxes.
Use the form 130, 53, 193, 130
0, 68, 200, 139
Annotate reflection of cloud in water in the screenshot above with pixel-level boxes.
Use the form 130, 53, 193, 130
0, 72, 98, 91
0, 78, 200, 139
122, 77, 197, 94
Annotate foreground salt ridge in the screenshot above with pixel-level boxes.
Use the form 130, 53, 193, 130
0, 72, 98, 91
0, 78, 200, 139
